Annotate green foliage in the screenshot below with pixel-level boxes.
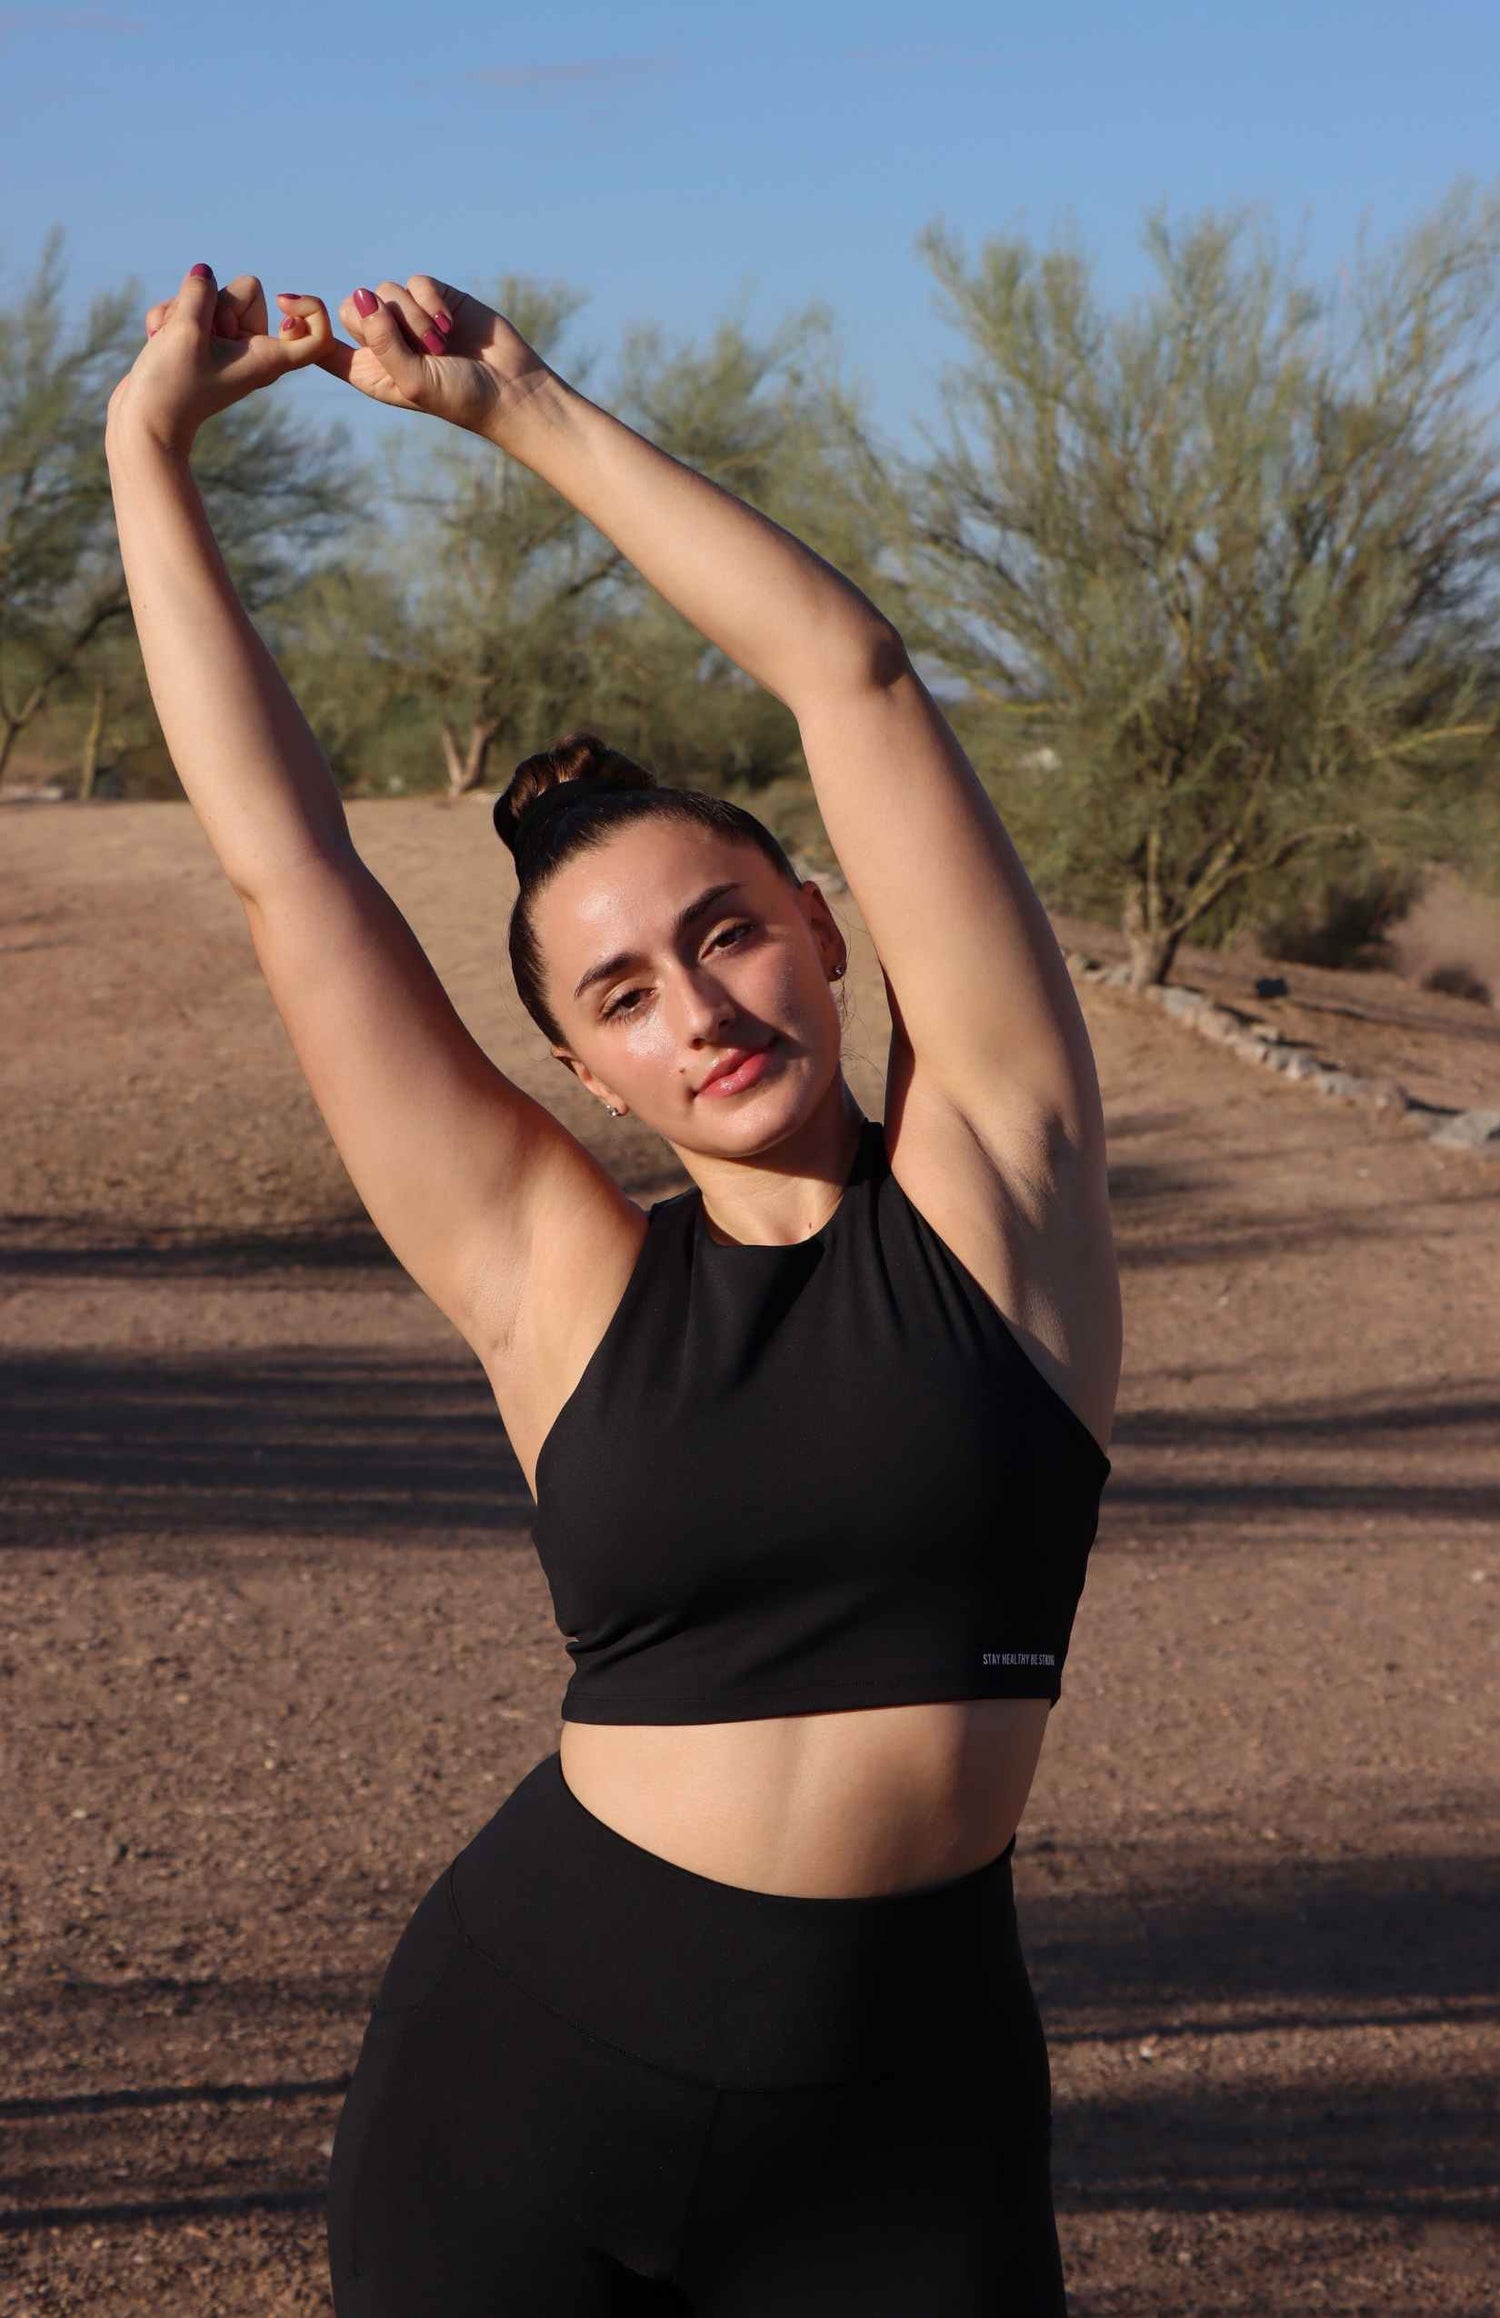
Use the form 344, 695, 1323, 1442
16, 249, 880, 806
1, 225, 372, 795
0, 225, 137, 780
12, 199, 1500, 1002
1255, 857, 1427, 971
847, 182, 1500, 982
367, 276, 887, 802
258, 558, 419, 792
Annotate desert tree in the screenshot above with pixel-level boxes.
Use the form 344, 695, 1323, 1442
580, 293, 890, 804
0, 226, 367, 794
256, 555, 421, 795
0, 225, 137, 783
396, 278, 890, 806
850, 184, 1500, 985
382, 275, 615, 801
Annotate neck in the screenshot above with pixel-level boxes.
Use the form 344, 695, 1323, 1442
684, 1080, 866, 1248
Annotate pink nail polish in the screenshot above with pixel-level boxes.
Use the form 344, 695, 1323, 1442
190, 263, 214, 281
352, 287, 378, 316
422, 328, 445, 354
432, 311, 452, 334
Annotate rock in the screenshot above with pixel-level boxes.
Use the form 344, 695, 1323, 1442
1350, 1075, 1414, 1114
1427, 1108, 1500, 1149
1062, 931, 1490, 1156
1194, 1005, 1247, 1042
1154, 984, 1210, 1020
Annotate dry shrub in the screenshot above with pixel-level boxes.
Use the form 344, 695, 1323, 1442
1257, 863, 1425, 972
1421, 960, 1494, 1004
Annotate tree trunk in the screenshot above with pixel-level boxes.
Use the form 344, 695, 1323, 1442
1124, 925, 1183, 987
79, 681, 107, 802
1122, 876, 1183, 988
441, 718, 501, 800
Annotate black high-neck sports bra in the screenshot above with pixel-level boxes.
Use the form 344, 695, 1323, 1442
529, 1112, 1111, 1725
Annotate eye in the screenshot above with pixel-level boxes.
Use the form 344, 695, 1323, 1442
600, 924, 753, 1022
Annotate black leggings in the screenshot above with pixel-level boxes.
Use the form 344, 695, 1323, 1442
326, 1750, 1066, 2315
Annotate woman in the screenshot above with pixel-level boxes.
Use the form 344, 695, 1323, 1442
107, 264, 1121, 2315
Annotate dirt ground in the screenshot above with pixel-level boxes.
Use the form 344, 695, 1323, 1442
2, 796, 1497, 2318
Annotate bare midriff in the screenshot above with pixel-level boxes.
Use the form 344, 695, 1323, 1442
556, 1696, 1053, 1899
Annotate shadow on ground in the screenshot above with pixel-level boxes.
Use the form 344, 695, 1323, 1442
1021, 1843, 1498, 2223
7, 1336, 1500, 1546
0, 1344, 531, 1545
2, 1846, 1494, 2237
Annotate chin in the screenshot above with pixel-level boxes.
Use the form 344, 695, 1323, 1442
703, 1084, 828, 1158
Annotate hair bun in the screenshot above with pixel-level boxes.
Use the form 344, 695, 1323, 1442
493, 731, 657, 862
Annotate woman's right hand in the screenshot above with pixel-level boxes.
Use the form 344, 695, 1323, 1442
111, 266, 334, 455
313, 273, 558, 439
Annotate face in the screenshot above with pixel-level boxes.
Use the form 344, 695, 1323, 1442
534, 819, 848, 1152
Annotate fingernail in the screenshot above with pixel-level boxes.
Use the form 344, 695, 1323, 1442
432, 310, 452, 333
190, 262, 214, 281
147, 325, 158, 338
421, 328, 446, 354
353, 287, 378, 316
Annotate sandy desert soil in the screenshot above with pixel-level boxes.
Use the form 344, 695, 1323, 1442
1, 797, 1497, 2316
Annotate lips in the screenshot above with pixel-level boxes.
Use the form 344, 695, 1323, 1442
698, 1039, 775, 1095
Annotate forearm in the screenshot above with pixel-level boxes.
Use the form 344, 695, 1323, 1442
484, 375, 902, 712
105, 419, 352, 897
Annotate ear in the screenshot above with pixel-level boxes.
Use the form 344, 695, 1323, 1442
795, 877, 846, 977
552, 1046, 625, 1109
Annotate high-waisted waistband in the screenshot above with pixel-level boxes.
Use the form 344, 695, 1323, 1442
445, 1750, 1031, 2089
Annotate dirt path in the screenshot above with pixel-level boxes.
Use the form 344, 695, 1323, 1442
2, 801, 1497, 2316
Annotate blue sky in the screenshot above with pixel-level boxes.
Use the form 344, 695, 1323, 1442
3, 0, 1499, 467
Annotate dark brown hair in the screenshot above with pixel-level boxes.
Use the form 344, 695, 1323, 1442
494, 731, 803, 1046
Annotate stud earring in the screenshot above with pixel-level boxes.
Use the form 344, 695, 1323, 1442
830, 962, 845, 980
603, 1104, 621, 1117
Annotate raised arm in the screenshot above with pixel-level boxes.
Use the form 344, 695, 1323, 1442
455, 341, 1119, 1439
336, 280, 1099, 1160
103, 269, 577, 1358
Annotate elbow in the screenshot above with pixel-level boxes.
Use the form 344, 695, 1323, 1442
811, 618, 909, 697
784, 616, 909, 715
859, 621, 912, 691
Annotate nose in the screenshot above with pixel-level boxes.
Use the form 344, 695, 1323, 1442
673, 958, 741, 1044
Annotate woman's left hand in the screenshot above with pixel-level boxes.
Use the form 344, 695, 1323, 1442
106, 264, 334, 455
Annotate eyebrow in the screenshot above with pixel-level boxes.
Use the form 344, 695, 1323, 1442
572, 881, 749, 1005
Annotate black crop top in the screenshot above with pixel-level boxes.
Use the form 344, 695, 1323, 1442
530, 1113, 1110, 1724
